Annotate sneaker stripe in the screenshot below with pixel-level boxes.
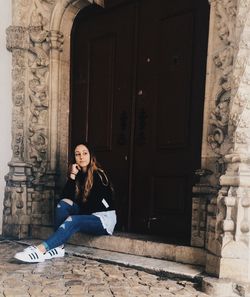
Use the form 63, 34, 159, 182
44, 246, 65, 260
14, 246, 45, 263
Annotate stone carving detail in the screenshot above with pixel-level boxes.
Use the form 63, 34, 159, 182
3, 183, 30, 236
205, 2, 250, 279
200, 0, 238, 253
4, 0, 65, 238
208, 91, 230, 156
6, 28, 27, 161
12, 0, 33, 27
3, 188, 12, 218
26, 4, 64, 183
207, 1, 236, 160
240, 188, 250, 236
48, 30, 64, 51
212, 187, 228, 239
28, 8, 50, 183
221, 188, 235, 242
6, 26, 30, 51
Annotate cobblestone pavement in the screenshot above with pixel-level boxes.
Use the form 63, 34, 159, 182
0, 240, 208, 297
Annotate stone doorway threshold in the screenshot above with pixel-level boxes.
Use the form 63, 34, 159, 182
16, 238, 204, 284
9, 237, 247, 297
31, 225, 206, 267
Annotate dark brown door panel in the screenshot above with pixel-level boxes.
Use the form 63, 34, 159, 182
70, 0, 209, 241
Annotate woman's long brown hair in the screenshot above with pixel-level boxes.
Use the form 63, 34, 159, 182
69, 143, 104, 202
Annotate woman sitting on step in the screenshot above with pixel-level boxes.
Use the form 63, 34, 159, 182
14, 142, 116, 263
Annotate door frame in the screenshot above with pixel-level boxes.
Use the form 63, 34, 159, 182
50, 0, 209, 243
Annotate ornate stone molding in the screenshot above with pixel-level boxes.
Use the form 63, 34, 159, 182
3, 0, 62, 238
207, 0, 236, 160
7, 28, 28, 162
48, 30, 64, 51
203, 0, 250, 282
191, 0, 237, 249
27, 8, 50, 184
25, 7, 64, 183
6, 26, 30, 51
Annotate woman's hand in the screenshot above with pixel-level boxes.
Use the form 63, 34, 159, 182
70, 164, 81, 180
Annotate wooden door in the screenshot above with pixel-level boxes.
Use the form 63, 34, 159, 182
131, 0, 209, 241
70, 3, 136, 230
70, 0, 209, 241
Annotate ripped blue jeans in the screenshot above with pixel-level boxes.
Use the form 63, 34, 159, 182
43, 199, 108, 251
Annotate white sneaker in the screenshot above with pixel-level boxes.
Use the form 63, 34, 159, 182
44, 245, 65, 260
14, 246, 45, 263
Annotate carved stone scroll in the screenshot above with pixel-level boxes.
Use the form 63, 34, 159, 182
207, 1, 236, 159
27, 8, 50, 184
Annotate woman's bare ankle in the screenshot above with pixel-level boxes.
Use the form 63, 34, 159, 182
37, 244, 47, 254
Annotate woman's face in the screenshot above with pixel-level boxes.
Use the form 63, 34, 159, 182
74, 144, 91, 171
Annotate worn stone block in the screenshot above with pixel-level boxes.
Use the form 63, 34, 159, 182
191, 231, 206, 247
31, 214, 42, 225
176, 246, 206, 266
202, 277, 236, 297
205, 253, 220, 277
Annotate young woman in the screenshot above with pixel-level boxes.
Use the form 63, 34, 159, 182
14, 143, 116, 263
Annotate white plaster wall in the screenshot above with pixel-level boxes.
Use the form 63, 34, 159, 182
0, 0, 12, 234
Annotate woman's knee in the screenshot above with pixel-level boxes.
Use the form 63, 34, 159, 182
57, 198, 73, 207
59, 215, 79, 231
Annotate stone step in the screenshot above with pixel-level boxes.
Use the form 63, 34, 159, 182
31, 225, 206, 266
16, 238, 205, 283
66, 244, 205, 282
11, 238, 248, 297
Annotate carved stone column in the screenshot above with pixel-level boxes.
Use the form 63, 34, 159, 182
191, 0, 235, 248
3, 0, 103, 239
201, 0, 250, 282
3, 25, 33, 238
3, 2, 60, 238
47, 30, 63, 175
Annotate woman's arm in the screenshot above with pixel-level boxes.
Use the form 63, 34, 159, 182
60, 163, 80, 200
60, 178, 76, 201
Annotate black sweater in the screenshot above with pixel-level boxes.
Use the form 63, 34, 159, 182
60, 170, 115, 215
